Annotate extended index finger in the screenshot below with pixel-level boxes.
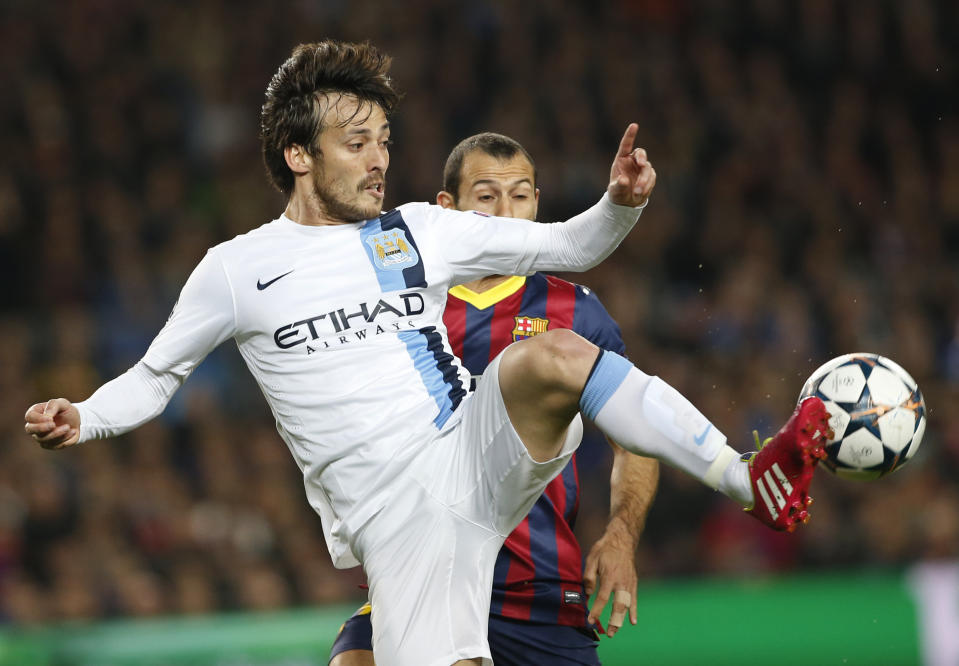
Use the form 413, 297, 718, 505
617, 123, 638, 157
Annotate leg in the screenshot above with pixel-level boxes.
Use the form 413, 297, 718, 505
356, 363, 586, 665
329, 603, 375, 666
498, 328, 739, 491
498, 328, 735, 482
498, 330, 831, 531
330, 652, 375, 666
498, 329, 597, 462
354, 474, 501, 666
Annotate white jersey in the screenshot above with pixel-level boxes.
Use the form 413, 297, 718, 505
75, 195, 643, 567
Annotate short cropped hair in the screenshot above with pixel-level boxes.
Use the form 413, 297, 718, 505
260, 40, 400, 196
442, 133, 537, 203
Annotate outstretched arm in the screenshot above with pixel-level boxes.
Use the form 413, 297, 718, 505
584, 439, 659, 637
23, 249, 236, 448
433, 124, 657, 283
24, 362, 188, 448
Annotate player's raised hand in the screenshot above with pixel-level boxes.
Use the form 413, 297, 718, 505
24, 399, 81, 450
607, 123, 656, 207
583, 522, 639, 638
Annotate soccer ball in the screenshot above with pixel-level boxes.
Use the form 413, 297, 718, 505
798, 353, 926, 480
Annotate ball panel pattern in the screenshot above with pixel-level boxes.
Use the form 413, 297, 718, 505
798, 353, 925, 479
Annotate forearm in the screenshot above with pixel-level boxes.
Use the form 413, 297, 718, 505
607, 440, 659, 545
75, 361, 186, 442
532, 194, 646, 273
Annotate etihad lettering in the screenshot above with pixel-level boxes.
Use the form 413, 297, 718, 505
273, 292, 426, 351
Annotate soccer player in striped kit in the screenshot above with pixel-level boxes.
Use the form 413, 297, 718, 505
330, 133, 659, 665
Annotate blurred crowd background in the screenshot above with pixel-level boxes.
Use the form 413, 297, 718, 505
0, 0, 957, 625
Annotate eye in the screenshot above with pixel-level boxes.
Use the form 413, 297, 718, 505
380, 139, 393, 148
478, 195, 495, 202
349, 142, 364, 151
513, 194, 528, 200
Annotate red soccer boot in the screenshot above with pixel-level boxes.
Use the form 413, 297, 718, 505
744, 397, 833, 532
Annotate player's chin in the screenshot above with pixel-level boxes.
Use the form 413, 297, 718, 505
357, 200, 383, 219
333, 200, 382, 223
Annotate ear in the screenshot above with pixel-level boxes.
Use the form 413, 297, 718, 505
284, 144, 314, 176
436, 190, 456, 209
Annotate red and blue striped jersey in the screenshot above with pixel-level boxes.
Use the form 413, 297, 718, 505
443, 272, 626, 627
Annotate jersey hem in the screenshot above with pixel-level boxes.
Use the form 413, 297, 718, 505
426, 647, 492, 666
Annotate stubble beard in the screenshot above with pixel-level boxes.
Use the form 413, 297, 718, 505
311, 169, 383, 223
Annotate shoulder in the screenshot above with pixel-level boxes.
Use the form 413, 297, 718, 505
395, 201, 431, 214
393, 201, 435, 222
212, 218, 283, 252
375, 203, 445, 237
540, 273, 576, 290
394, 202, 491, 226
573, 282, 604, 306
538, 273, 602, 304
210, 217, 316, 266
198, 219, 307, 290
538, 273, 603, 305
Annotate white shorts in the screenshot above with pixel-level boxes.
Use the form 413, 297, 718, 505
351, 352, 583, 666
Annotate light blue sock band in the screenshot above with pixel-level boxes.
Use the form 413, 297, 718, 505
579, 351, 633, 420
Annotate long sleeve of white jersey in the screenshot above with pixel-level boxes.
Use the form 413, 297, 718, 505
531, 193, 646, 272
75, 250, 237, 442
75, 361, 186, 441
423, 193, 646, 285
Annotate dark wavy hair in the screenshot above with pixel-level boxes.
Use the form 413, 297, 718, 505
442, 132, 537, 203
260, 40, 401, 196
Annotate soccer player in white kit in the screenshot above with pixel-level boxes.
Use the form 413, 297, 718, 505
24, 41, 832, 666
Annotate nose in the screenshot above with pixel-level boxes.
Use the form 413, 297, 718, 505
370, 144, 389, 172
495, 199, 513, 218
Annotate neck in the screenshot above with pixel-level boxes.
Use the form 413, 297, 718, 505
284, 189, 352, 227
461, 275, 511, 293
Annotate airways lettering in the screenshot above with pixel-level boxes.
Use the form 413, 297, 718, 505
273, 292, 425, 350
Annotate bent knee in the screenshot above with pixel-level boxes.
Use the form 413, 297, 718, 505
537, 327, 593, 355
517, 328, 597, 364
501, 329, 599, 394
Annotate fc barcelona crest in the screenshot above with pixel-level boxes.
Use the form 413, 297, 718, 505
365, 229, 419, 270
512, 316, 549, 341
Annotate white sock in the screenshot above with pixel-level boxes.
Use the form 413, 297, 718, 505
580, 351, 754, 507
721, 455, 754, 507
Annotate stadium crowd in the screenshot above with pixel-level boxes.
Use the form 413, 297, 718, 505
1, 0, 957, 623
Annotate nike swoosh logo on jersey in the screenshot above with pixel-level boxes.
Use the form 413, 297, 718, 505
693, 423, 712, 446
257, 270, 294, 290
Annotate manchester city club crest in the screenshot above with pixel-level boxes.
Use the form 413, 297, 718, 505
512, 316, 549, 341
365, 229, 420, 270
